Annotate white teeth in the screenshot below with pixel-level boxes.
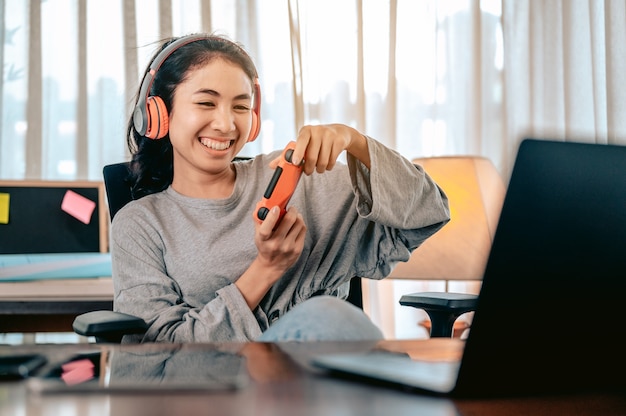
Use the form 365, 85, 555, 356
200, 138, 232, 150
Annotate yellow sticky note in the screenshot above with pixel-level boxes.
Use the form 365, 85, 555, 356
0, 192, 9, 224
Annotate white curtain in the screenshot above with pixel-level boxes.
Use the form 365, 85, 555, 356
2, 0, 624, 338
3, 1, 624, 180
1, 0, 506, 180
501, 0, 626, 178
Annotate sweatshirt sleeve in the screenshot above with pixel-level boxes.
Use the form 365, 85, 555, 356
345, 136, 450, 279
111, 206, 264, 343
348, 137, 450, 229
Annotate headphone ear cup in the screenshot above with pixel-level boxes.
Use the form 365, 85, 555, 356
247, 80, 262, 142
145, 96, 169, 139
247, 110, 260, 142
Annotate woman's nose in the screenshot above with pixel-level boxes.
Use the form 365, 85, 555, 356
212, 107, 235, 132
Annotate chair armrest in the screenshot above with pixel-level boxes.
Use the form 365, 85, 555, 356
399, 292, 478, 338
73, 310, 147, 343
399, 292, 477, 312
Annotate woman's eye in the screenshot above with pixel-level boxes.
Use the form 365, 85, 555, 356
198, 102, 215, 107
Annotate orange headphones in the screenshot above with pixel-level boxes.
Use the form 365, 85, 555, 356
133, 34, 261, 141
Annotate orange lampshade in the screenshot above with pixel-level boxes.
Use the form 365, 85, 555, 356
389, 157, 506, 280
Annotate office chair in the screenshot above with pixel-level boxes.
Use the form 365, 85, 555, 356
73, 162, 471, 342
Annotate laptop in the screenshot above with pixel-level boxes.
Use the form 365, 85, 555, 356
312, 138, 626, 397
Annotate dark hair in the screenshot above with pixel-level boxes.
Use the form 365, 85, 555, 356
126, 34, 258, 199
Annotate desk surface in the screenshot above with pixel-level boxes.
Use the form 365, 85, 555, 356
0, 278, 113, 332
0, 277, 112, 300
1, 339, 624, 416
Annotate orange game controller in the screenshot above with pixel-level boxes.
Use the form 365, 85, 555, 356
255, 141, 303, 225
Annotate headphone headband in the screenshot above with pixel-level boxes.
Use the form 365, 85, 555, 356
133, 34, 261, 141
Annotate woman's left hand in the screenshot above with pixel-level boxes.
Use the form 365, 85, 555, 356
270, 124, 370, 175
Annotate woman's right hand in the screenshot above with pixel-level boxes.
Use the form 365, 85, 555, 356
235, 206, 306, 310
254, 205, 306, 275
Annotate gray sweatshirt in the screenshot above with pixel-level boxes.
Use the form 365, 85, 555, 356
111, 137, 450, 343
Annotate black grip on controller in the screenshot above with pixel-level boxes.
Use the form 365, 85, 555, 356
257, 206, 269, 220
263, 167, 283, 199
284, 149, 294, 164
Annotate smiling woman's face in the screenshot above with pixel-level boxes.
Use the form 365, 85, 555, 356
167, 57, 254, 183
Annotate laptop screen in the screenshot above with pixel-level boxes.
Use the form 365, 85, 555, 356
455, 138, 626, 396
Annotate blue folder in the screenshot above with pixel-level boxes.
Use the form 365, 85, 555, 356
0, 253, 112, 282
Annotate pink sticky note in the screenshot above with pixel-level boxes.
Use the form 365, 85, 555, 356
61, 190, 96, 224
61, 366, 95, 385
61, 358, 95, 373
61, 359, 95, 385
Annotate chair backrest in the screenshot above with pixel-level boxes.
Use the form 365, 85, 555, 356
101, 162, 363, 308
102, 162, 133, 221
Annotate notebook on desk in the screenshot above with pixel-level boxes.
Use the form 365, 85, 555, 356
313, 138, 626, 397
0, 253, 112, 281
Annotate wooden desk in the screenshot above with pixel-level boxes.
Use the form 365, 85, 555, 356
0, 339, 624, 416
0, 278, 113, 332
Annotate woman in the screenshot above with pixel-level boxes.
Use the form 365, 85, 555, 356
112, 33, 450, 343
